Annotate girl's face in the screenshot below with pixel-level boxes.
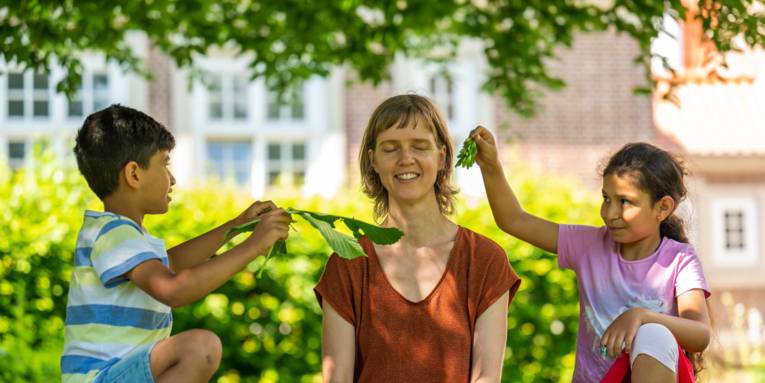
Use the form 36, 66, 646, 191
369, 119, 445, 209
600, 173, 668, 244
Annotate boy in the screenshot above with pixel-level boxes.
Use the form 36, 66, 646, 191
61, 105, 291, 383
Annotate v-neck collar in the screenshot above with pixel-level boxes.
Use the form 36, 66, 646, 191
369, 226, 463, 305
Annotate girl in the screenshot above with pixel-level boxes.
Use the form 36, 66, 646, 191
470, 126, 711, 383
315, 96, 521, 382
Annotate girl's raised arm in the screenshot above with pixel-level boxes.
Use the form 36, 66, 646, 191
471, 126, 559, 254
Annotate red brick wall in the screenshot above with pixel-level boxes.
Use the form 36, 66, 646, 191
344, 77, 392, 183
147, 46, 173, 128
495, 31, 657, 190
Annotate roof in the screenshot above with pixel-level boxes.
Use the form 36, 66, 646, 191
653, 50, 765, 156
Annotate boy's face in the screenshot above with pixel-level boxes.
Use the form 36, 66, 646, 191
139, 149, 175, 214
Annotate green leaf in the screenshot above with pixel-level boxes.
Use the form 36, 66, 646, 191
286, 208, 404, 245
224, 218, 261, 241
293, 211, 366, 259
256, 240, 287, 278
455, 137, 477, 169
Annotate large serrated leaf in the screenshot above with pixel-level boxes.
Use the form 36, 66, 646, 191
295, 211, 367, 259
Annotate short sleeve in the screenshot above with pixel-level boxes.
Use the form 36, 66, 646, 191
675, 247, 711, 298
475, 243, 521, 318
557, 224, 602, 271
91, 219, 162, 288
314, 253, 357, 326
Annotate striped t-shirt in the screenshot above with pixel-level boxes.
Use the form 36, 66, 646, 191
61, 210, 172, 383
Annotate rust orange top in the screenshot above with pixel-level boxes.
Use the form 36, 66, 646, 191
315, 226, 521, 382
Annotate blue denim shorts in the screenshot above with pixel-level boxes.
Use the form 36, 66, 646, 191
98, 343, 156, 383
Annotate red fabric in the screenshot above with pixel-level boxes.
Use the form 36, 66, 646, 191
600, 345, 695, 383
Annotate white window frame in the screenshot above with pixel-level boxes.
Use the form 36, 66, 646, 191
711, 197, 759, 267
204, 72, 249, 122
67, 71, 111, 119
266, 86, 305, 121
204, 138, 253, 187
6, 137, 32, 169
265, 140, 307, 187
429, 73, 455, 121
5, 71, 53, 120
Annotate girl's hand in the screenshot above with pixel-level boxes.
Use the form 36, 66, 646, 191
469, 125, 501, 171
600, 307, 648, 358
234, 200, 278, 226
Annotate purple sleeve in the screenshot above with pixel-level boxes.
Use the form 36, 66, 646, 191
675, 247, 711, 298
557, 224, 602, 271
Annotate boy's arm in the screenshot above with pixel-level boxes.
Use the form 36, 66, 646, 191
470, 291, 509, 383
167, 201, 276, 271
471, 126, 559, 253
128, 209, 290, 308
600, 289, 711, 357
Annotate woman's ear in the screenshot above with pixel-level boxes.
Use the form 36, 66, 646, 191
123, 161, 141, 189
656, 195, 676, 222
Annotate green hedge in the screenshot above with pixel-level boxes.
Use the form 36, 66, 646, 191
0, 151, 601, 382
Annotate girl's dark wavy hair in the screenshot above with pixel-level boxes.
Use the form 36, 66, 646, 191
602, 142, 688, 243
602, 142, 708, 375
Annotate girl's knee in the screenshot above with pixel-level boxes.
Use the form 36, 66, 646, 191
630, 323, 678, 373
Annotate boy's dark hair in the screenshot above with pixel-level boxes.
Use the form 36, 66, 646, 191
602, 142, 689, 243
74, 104, 175, 199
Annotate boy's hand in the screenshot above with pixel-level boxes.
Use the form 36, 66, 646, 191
243, 208, 291, 256
469, 125, 501, 172
234, 200, 278, 227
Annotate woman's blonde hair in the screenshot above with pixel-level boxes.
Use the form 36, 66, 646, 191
359, 94, 458, 220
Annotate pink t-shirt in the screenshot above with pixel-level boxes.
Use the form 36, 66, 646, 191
557, 225, 710, 383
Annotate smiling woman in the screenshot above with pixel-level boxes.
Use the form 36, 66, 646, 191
314, 94, 521, 383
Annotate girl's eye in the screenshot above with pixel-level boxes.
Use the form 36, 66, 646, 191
621, 199, 631, 205
602, 196, 610, 202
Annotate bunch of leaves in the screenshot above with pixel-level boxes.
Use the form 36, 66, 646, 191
456, 137, 478, 169
225, 208, 404, 276
6, 1, 765, 116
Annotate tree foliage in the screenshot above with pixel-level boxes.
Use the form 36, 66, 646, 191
2, 0, 763, 115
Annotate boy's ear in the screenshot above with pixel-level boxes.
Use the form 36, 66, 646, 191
122, 161, 142, 189
655, 195, 676, 222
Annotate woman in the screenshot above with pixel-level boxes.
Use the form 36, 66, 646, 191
315, 94, 521, 382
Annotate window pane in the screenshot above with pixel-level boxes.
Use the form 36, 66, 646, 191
94, 74, 109, 91
268, 171, 281, 185
267, 101, 280, 120
94, 98, 110, 112
232, 142, 251, 161
33, 73, 48, 89
8, 73, 23, 90
209, 102, 223, 120
291, 101, 304, 119
33, 100, 49, 117
68, 101, 83, 117
8, 100, 24, 117
292, 143, 305, 160
234, 101, 247, 120
268, 143, 281, 160
8, 141, 26, 160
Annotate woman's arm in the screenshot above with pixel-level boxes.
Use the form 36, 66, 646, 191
470, 291, 510, 383
322, 302, 356, 383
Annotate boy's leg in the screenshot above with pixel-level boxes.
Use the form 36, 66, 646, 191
629, 323, 678, 383
150, 329, 222, 383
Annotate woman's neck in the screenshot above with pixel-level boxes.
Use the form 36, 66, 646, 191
384, 198, 456, 247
